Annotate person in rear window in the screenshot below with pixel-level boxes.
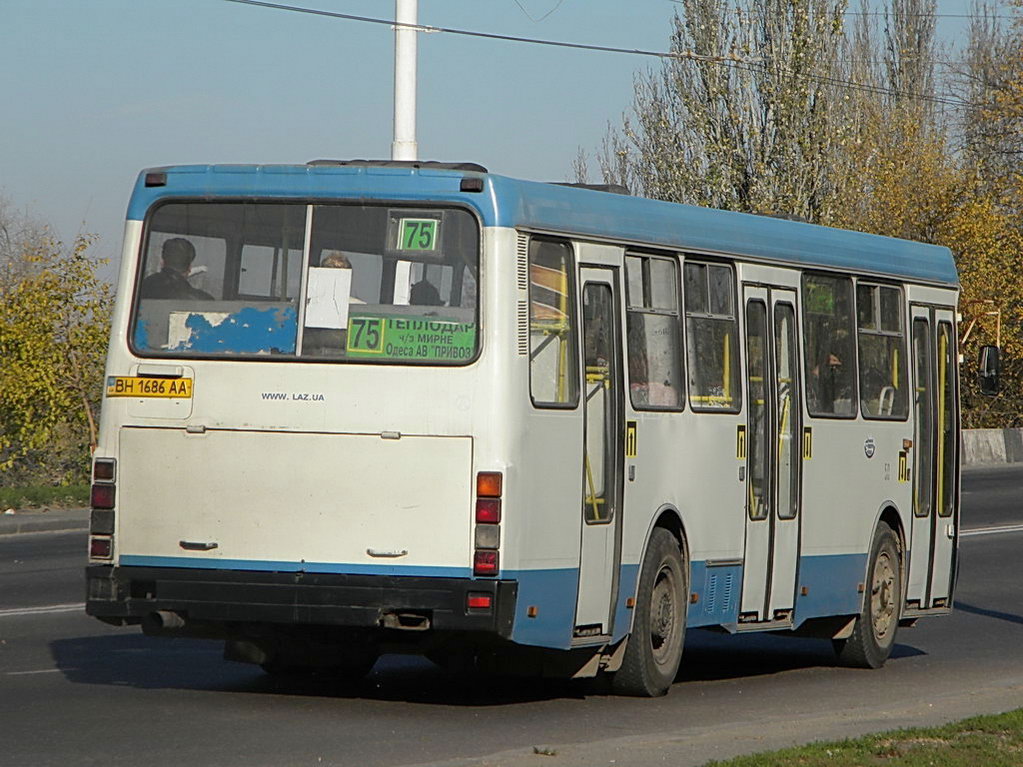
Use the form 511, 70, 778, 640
140, 238, 214, 300
410, 277, 441, 306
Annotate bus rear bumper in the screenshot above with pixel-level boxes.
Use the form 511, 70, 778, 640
85, 565, 517, 638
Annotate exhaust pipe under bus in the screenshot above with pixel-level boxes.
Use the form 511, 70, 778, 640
141, 610, 187, 635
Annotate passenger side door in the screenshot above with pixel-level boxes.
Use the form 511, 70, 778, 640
739, 285, 802, 625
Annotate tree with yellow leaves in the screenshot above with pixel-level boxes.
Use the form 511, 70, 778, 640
0, 225, 112, 482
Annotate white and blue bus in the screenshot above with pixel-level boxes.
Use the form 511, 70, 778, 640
87, 160, 960, 696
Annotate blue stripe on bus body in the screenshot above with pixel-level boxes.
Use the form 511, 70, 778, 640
792, 552, 868, 625
128, 166, 958, 287
117, 555, 471, 578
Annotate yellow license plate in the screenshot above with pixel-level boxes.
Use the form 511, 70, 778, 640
106, 376, 193, 398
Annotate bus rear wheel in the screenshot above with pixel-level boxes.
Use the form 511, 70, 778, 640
611, 528, 687, 697
833, 522, 901, 669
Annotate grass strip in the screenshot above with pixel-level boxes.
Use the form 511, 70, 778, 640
704, 709, 1023, 766
0, 484, 89, 509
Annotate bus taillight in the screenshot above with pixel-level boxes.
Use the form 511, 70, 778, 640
476, 472, 502, 498
90, 458, 116, 561
93, 458, 116, 482
90, 483, 115, 509
466, 593, 493, 610
89, 536, 113, 559
475, 498, 501, 523
473, 471, 502, 576
473, 550, 499, 576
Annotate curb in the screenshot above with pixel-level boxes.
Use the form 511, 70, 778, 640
962, 428, 1023, 467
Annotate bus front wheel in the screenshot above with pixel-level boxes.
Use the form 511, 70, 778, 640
611, 528, 687, 697
833, 522, 901, 669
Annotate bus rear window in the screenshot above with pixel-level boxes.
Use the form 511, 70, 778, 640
132, 202, 480, 364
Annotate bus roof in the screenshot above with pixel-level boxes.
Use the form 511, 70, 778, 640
128, 163, 959, 287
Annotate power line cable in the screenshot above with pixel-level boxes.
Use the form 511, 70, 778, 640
223, 0, 743, 63
513, 0, 566, 23
223, 0, 975, 108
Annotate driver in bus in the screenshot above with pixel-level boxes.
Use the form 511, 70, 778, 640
140, 238, 214, 300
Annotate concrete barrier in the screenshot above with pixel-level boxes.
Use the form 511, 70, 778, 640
962, 428, 1023, 467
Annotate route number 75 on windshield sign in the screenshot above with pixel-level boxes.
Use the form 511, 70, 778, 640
399, 218, 438, 251
347, 315, 477, 361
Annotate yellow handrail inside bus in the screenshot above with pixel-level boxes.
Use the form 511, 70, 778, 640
778, 392, 791, 454
583, 452, 605, 521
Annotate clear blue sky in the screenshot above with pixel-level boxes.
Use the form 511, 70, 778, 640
0, 0, 979, 275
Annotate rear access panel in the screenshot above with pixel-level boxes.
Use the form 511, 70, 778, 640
116, 427, 473, 574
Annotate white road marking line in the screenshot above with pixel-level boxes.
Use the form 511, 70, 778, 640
960, 524, 1023, 538
0, 602, 84, 618
5, 668, 62, 676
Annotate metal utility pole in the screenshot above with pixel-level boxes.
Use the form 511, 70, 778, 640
391, 0, 418, 161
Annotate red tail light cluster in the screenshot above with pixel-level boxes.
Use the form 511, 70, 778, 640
466, 593, 493, 610
89, 537, 113, 559
91, 483, 115, 510
89, 458, 116, 561
473, 471, 502, 576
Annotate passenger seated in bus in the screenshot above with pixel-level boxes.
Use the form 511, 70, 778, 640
140, 238, 214, 300
321, 250, 351, 269
810, 336, 857, 415
410, 278, 442, 306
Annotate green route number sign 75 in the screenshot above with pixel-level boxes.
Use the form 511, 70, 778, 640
399, 218, 439, 251
348, 317, 384, 353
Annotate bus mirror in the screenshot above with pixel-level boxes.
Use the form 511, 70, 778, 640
978, 345, 1001, 396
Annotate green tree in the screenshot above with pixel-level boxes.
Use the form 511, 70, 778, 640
598, 0, 849, 220
0, 227, 112, 483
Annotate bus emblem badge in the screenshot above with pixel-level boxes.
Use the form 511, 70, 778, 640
864, 438, 876, 459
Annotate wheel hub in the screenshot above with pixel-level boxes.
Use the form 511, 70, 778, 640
871, 551, 896, 640
649, 568, 678, 657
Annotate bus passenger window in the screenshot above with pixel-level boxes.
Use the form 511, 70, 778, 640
134, 204, 300, 355
625, 255, 683, 410
238, 243, 303, 300
529, 239, 579, 408
684, 261, 740, 412
802, 274, 857, 417
856, 284, 908, 419
132, 202, 480, 364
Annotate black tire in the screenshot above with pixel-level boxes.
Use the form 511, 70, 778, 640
611, 528, 687, 697
834, 522, 901, 669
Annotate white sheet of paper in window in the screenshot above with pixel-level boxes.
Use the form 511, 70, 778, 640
393, 260, 412, 305
305, 267, 353, 329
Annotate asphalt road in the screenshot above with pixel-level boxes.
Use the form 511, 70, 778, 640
1, 466, 1021, 767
